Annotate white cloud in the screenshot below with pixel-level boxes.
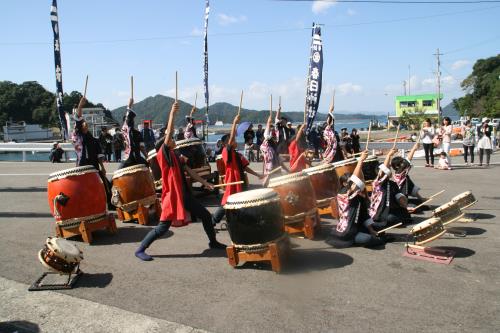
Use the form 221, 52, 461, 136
312, 0, 337, 14
347, 8, 357, 16
190, 27, 203, 36
451, 59, 471, 70
422, 75, 456, 90
336, 82, 363, 95
217, 13, 247, 26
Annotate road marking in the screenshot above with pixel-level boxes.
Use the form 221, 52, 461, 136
0, 276, 209, 333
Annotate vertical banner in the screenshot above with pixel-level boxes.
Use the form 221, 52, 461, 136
50, 0, 68, 139
203, 0, 210, 127
305, 23, 324, 135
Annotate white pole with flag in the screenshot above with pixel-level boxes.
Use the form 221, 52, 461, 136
203, 0, 210, 140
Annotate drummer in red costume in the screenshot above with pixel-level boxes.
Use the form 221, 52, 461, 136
288, 124, 312, 173
212, 114, 264, 226
135, 101, 226, 261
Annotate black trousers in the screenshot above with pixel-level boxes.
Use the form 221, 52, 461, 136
140, 193, 216, 249
479, 149, 491, 165
463, 145, 474, 163
114, 149, 122, 162
423, 143, 434, 165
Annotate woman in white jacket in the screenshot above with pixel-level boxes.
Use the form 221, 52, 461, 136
420, 118, 436, 167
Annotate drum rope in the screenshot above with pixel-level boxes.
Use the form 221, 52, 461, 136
233, 234, 288, 253
52, 195, 63, 219
56, 213, 108, 229
117, 195, 158, 212
316, 197, 335, 208
284, 208, 318, 224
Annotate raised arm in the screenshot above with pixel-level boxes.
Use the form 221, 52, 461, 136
295, 124, 305, 142
189, 106, 196, 118
77, 96, 87, 118
384, 148, 397, 167
164, 101, 179, 146
353, 150, 368, 180
264, 115, 273, 137
407, 137, 420, 161
275, 105, 281, 124
229, 114, 240, 146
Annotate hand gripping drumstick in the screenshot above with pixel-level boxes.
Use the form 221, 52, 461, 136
213, 181, 244, 188
392, 124, 400, 150
411, 190, 446, 211
376, 223, 403, 236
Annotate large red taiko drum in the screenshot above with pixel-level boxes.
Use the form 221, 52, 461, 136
47, 166, 107, 222
111, 165, 156, 211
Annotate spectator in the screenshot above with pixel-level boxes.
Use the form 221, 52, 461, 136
287, 122, 296, 137
112, 128, 125, 162
49, 142, 64, 163
243, 124, 256, 161
420, 118, 436, 167
461, 120, 475, 166
435, 152, 451, 170
98, 127, 113, 162
175, 127, 185, 141
439, 117, 453, 166
307, 126, 320, 158
255, 124, 264, 161
141, 122, 156, 152
477, 118, 493, 167
274, 106, 291, 154
350, 128, 361, 153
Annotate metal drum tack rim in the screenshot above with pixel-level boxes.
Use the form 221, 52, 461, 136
48, 166, 98, 182
268, 172, 310, 188
224, 188, 280, 210
175, 138, 203, 149
112, 165, 150, 180
303, 163, 335, 176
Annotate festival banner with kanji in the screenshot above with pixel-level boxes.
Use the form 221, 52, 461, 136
305, 23, 323, 135
50, 0, 68, 139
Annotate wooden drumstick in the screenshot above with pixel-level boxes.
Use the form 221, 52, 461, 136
411, 198, 433, 211
269, 166, 282, 175
376, 222, 403, 236
237, 90, 244, 117
428, 189, 445, 199
410, 190, 444, 211
130, 75, 134, 100
279, 96, 281, 109
270, 94, 273, 117
213, 181, 244, 188
83, 75, 88, 98
365, 122, 372, 150
175, 71, 178, 102
392, 124, 400, 150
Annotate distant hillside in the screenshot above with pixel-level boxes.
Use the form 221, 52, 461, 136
442, 102, 460, 120
112, 94, 380, 127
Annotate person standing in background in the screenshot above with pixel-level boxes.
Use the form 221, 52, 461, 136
350, 128, 360, 154
141, 122, 156, 152
439, 117, 453, 166
243, 124, 256, 162
420, 118, 436, 167
461, 120, 475, 166
112, 128, 124, 162
287, 122, 295, 137
49, 142, 64, 163
99, 127, 113, 162
255, 124, 264, 162
477, 118, 493, 167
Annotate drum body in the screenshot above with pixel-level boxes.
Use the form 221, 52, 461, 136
433, 201, 464, 225
268, 172, 317, 222
361, 156, 379, 182
332, 158, 358, 179
48, 166, 106, 222
451, 191, 477, 210
112, 165, 156, 207
304, 163, 340, 208
175, 138, 207, 170
410, 217, 446, 245
147, 150, 162, 190
38, 237, 83, 273
224, 189, 284, 245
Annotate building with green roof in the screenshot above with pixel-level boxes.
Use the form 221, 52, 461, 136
395, 93, 443, 117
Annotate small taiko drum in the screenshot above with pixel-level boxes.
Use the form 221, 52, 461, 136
175, 138, 211, 178
268, 172, 317, 224
451, 191, 477, 210
410, 217, 446, 245
360, 155, 379, 182
332, 158, 358, 179
433, 201, 465, 225
112, 165, 156, 212
224, 189, 284, 245
303, 163, 340, 208
147, 149, 162, 190
48, 166, 107, 228
38, 237, 83, 274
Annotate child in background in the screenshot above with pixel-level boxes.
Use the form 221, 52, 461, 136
435, 152, 451, 170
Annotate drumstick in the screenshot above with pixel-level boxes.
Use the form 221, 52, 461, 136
392, 124, 400, 150
83, 75, 88, 98
365, 122, 372, 150
376, 222, 403, 236
269, 166, 282, 175
175, 71, 178, 102
428, 189, 445, 199
270, 94, 273, 117
410, 190, 445, 211
130, 75, 134, 100
213, 181, 244, 188
279, 96, 281, 110
237, 90, 244, 117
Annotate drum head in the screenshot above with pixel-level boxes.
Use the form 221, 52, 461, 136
225, 188, 279, 209
332, 158, 357, 167
268, 172, 310, 187
48, 166, 97, 182
112, 165, 149, 179
175, 138, 203, 149
410, 217, 441, 233
433, 201, 458, 214
304, 163, 335, 175
451, 191, 472, 202
46, 237, 83, 263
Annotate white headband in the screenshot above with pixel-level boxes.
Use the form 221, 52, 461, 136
349, 174, 365, 191
379, 164, 391, 176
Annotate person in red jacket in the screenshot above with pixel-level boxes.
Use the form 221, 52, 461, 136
134, 101, 226, 261
288, 124, 311, 173
212, 114, 263, 226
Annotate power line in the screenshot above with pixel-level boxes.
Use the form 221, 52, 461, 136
443, 36, 500, 54
278, 0, 500, 3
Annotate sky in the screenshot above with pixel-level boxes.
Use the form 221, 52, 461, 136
1, 0, 499, 114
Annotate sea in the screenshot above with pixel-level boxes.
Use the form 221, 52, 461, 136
0, 117, 385, 162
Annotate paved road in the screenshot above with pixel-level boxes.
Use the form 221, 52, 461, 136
0, 155, 499, 332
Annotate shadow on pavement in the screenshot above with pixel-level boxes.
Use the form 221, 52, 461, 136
152, 248, 227, 259
433, 246, 476, 258
0, 187, 46, 193
91, 227, 173, 246
77, 272, 113, 288
0, 212, 53, 218
470, 213, 495, 220
0, 321, 40, 333
450, 226, 487, 236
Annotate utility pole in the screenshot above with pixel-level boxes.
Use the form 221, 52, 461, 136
408, 65, 411, 95
434, 48, 443, 124
403, 81, 407, 96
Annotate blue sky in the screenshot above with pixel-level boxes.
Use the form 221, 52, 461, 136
1, 0, 499, 114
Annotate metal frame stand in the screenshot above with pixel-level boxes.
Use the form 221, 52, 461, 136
29, 266, 82, 291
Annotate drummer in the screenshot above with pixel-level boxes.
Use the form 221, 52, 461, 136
369, 148, 413, 228
135, 101, 226, 261
261, 114, 289, 184
120, 98, 148, 168
72, 96, 112, 207
184, 105, 198, 139
288, 124, 312, 172
322, 102, 341, 163
212, 114, 264, 226
327, 151, 385, 248
391, 140, 427, 207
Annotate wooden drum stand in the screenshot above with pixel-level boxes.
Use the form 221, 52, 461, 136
116, 195, 161, 226
55, 213, 117, 244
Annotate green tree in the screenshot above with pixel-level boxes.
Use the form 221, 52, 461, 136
400, 106, 430, 130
